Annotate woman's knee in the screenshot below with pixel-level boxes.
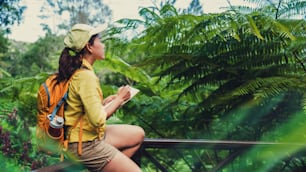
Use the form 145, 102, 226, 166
125, 125, 145, 142
134, 125, 145, 142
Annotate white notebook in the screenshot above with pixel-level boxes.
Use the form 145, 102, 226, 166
104, 86, 139, 108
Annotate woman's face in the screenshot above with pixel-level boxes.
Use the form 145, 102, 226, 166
91, 36, 105, 60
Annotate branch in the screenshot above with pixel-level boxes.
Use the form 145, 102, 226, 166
275, 0, 283, 19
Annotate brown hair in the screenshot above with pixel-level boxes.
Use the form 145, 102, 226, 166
55, 34, 99, 83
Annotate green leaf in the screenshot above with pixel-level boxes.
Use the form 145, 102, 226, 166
246, 15, 264, 40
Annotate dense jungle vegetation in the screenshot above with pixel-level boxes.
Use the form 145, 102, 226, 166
0, 0, 305, 171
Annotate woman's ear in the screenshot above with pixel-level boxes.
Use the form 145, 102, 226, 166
85, 43, 93, 53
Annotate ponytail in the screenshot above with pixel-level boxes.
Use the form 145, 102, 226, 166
55, 48, 82, 83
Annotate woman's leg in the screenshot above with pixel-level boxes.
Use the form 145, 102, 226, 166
102, 151, 142, 172
105, 124, 145, 157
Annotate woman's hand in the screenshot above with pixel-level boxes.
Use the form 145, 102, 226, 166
104, 85, 131, 119
116, 85, 131, 103
102, 95, 117, 106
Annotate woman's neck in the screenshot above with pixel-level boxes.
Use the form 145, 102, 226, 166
83, 55, 95, 65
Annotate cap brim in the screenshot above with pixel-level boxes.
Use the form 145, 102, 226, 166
90, 25, 107, 36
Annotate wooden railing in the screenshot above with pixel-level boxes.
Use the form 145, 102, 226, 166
32, 138, 303, 172
132, 138, 303, 172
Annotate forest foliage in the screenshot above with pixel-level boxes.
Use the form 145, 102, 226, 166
0, 0, 305, 171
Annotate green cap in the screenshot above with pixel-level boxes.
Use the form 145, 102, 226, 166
64, 24, 105, 52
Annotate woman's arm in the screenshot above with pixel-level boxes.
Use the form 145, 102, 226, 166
103, 85, 131, 118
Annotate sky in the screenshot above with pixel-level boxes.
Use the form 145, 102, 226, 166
8, 0, 247, 43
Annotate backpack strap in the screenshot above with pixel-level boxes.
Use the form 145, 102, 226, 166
62, 114, 83, 160
43, 83, 51, 108
48, 92, 68, 121
78, 118, 83, 155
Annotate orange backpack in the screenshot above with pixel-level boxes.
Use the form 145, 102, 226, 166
36, 74, 69, 142
36, 72, 82, 160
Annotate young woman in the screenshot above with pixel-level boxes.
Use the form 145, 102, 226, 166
57, 24, 145, 172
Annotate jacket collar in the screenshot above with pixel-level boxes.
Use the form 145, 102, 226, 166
82, 59, 94, 71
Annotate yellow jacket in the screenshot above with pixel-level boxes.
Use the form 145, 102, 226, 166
65, 59, 106, 142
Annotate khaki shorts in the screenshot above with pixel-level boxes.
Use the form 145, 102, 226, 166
68, 139, 118, 172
